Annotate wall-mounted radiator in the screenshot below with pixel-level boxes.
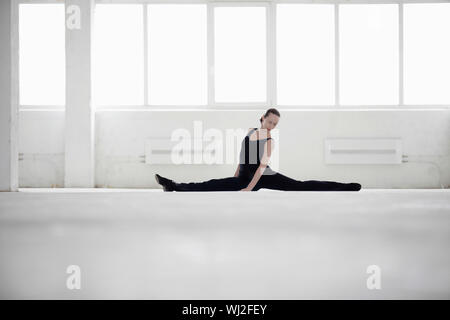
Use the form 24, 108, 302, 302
324, 138, 402, 164
145, 138, 219, 165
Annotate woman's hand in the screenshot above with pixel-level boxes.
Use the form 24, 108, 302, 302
240, 187, 253, 192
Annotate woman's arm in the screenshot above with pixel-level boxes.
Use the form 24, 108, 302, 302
241, 138, 273, 191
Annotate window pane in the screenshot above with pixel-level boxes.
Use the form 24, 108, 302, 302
148, 4, 206, 105
277, 4, 335, 105
404, 4, 450, 104
214, 7, 267, 103
339, 4, 398, 105
93, 5, 144, 106
19, 4, 65, 105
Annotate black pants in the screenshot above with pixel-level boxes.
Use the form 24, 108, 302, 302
174, 172, 361, 192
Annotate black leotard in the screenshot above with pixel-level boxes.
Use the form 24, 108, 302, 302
238, 128, 275, 180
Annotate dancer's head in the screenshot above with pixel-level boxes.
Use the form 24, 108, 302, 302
260, 108, 280, 131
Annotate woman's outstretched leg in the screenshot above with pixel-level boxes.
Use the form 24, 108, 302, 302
156, 174, 246, 192
254, 172, 361, 191
175, 176, 246, 192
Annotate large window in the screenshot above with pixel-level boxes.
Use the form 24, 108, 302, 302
404, 3, 450, 104
17, 1, 450, 108
19, 4, 65, 106
93, 3, 207, 106
147, 4, 207, 105
214, 6, 267, 103
339, 4, 399, 105
277, 4, 335, 105
93, 4, 144, 106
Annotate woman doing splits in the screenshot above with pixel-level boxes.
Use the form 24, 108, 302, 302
155, 108, 361, 192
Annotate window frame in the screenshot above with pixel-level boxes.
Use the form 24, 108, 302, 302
14, 0, 450, 110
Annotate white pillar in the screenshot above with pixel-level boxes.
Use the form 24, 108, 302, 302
0, 0, 19, 192
64, 0, 95, 187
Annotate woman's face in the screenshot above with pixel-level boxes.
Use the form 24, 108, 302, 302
261, 113, 279, 131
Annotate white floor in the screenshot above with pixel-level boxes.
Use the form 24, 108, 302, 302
0, 188, 449, 299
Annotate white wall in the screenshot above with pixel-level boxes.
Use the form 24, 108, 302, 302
19, 110, 65, 188
18, 109, 450, 189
